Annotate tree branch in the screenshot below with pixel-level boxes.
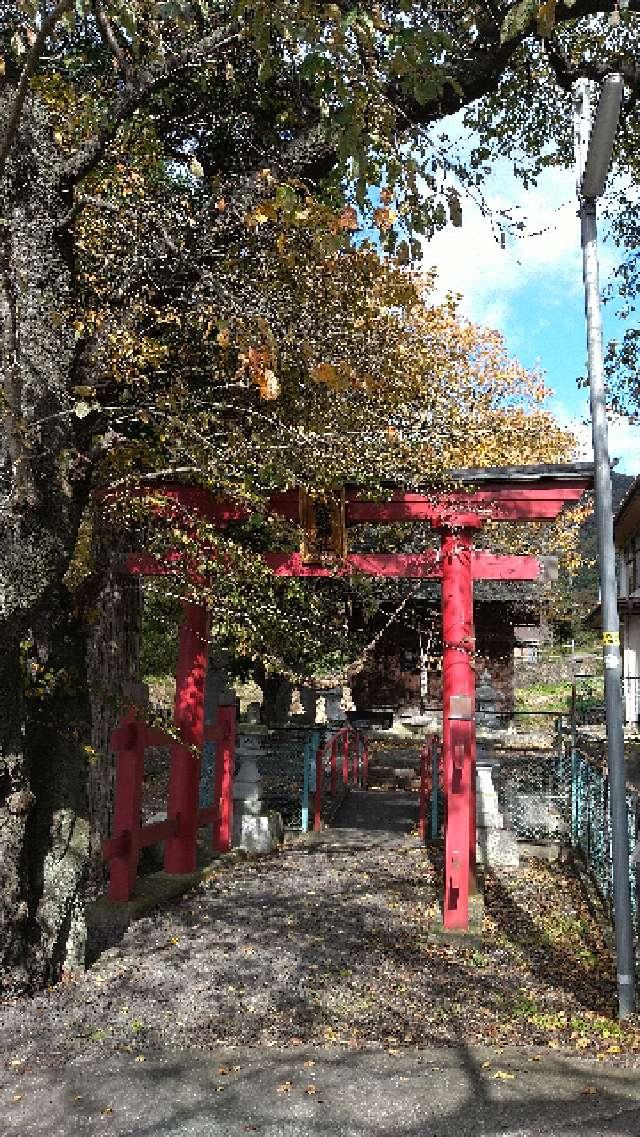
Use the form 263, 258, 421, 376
92, 0, 133, 83
59, 21, 243, 188
388, 0, 640, 127
0, 0, 74, 175
204, 123, 336, 234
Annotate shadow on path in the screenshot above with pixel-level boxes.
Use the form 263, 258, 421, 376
330, 788, 419, 839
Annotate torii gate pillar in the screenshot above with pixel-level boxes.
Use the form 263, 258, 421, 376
440, 527, 479, 930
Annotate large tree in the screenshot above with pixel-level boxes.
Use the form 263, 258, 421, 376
1, 1, 635, 991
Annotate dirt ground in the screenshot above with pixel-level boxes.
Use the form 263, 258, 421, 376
2, 790, 640, 1074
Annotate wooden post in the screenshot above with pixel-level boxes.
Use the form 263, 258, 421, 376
342, 731, 349, 786
301, 734, 311, 832
352, 731, 359, 784
107, 712, 145, 901
330, 739, 337, 796
164, 602, 209, 874
362, 737, 369, 790
213, 700, 236, 852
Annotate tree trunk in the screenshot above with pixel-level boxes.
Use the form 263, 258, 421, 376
86, 563, 142, 895
0, 589, 92, 994
22, 588, 91, 986
255, 666, 292, 727
0, 89, 95, 992
0, 624, 30, 991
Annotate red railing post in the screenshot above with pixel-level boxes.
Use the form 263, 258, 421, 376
342, 731, 349, 786
213, 701, 236, 852
362, 736, 369, 790
330, 739, 337, 796
314, 742, 323, 832
352, 730, 359, 785
107, 712, 145, 901
165, 602, 209, 874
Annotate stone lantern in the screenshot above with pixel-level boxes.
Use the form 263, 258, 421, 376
232, 758, 283, 853
476, 668, 504, 729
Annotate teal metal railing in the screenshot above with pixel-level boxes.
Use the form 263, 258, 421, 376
492, 719, 640, 936
244, 724, 365, 833
570, 741, 640, 925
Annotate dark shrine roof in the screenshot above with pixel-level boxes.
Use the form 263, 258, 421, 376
442, 461, 594, 486
345, 461, 595, 494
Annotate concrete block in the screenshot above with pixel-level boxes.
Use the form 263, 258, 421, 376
476, 826, 520, 869
232, 811, 283, 853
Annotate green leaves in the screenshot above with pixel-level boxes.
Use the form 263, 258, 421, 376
500, 0, 539, 44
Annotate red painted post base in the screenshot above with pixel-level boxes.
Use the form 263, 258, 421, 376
107, 712, 145, 901
165, 602, 208, 875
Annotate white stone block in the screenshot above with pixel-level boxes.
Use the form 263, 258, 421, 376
232, 811, 283, 853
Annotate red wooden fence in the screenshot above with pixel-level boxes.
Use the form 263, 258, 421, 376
102, 702, 236, 902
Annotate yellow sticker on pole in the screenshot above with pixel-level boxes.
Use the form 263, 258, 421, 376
602, 632, 620, 645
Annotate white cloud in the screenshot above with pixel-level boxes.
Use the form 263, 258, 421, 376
422, 162, 580, 327
552, 396, 640, 475
416, 115, 638, 472
420, 156, 619, 338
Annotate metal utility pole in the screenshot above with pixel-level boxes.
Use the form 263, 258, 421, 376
574, 75, 636, 1018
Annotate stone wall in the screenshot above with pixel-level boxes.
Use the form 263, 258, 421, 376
514, 651, 601, 688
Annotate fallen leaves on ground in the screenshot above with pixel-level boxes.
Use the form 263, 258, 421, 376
3, 797, 640, 1065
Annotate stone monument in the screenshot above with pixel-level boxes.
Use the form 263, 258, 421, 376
232, 758, 283, 853
324, 685, 346, 724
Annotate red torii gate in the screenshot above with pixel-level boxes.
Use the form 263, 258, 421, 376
118, 462, 593, 931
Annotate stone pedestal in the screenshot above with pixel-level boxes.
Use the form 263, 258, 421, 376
233, 812, 284, 853
475, 749, 519, 869
232, 758, 282, 854
324, 686, 346, 724
476, 826, 519, 868
507, 792, 569, 840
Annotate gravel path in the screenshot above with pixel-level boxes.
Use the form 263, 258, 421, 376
2, 789, 640, 1072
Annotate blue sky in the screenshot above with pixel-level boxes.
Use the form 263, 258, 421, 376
422, 140, 640, 475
